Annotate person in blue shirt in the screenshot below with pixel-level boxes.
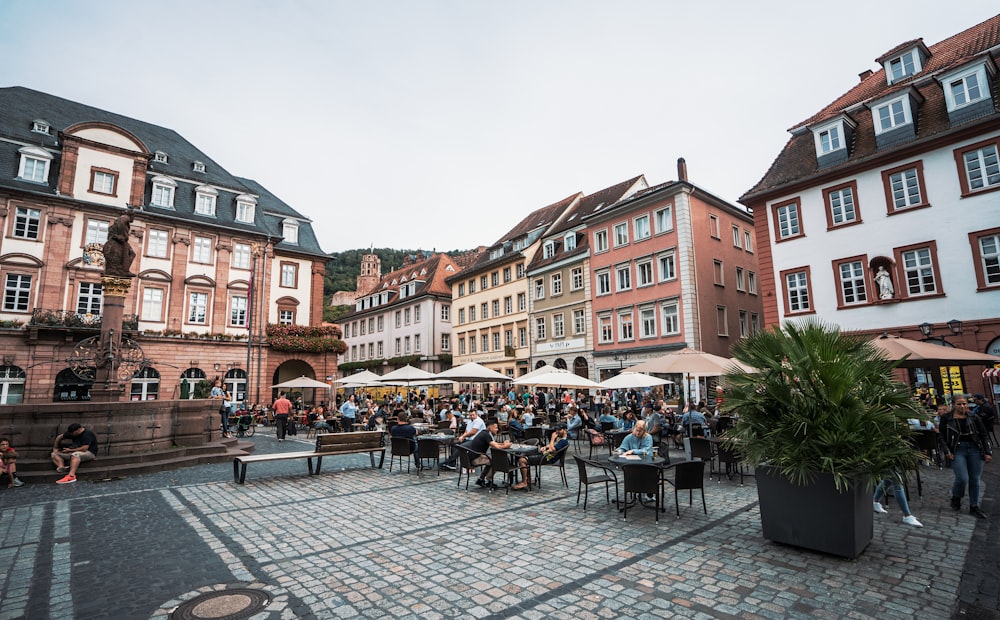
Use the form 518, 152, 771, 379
616, 420, 653, 456
678, 407, 708, 436
598, 409, 619, 429
619, 410, 637, 432
522, 407, 535, 428
566, 409, 584, 439
339, 394, 359, 431
512, 428, 570, 490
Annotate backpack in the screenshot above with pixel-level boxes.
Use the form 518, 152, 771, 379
587, 428, 605, 446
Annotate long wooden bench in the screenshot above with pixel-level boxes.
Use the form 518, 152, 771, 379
232, 431, 386, 484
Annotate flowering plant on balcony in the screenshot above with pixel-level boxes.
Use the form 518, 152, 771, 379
265, 324, 346, 354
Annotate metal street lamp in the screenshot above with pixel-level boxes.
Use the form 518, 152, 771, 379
947, 319, 963, 335
918, 322, 933, 337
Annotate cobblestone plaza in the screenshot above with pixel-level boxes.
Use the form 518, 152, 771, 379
0, 433, 995, 619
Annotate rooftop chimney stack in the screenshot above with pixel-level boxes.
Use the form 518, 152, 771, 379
677, 157, 688, 182
859, 69, 873, 82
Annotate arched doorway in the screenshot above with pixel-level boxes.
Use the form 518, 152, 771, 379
54, 368, 93, 401
181, 368, 207, 399
225, 368, 248, 403
573, 357, 589, 379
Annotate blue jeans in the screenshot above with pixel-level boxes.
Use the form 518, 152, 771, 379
220, 406, 231, 434
951, 441, 985, 506
873, 473, 912, 515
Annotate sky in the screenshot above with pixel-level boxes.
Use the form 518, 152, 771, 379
2, 1, 998, 254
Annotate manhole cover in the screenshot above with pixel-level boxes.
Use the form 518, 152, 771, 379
171, 588, 271, 620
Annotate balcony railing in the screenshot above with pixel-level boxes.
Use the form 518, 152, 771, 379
29, 309, 138, 331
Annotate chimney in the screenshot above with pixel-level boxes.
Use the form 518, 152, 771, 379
858, 69, 873, 82
677, 157, 688, 183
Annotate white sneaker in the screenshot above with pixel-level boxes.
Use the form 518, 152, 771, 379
873, 502, 888, 514
902, 515, 923, 527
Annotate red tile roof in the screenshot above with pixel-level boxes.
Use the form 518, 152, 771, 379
742, 14, 1000, 202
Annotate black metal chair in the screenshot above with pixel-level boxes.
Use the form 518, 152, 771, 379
715, 442, 751, 485
572, 455, 618, 510
600, 421, 616, 432
389, 436, 414, 473
489, 448, 519, 494
688, 437, 716, 476
454, 445, 483, 490
524, 427, 544, 443
662, 460, 707, 517
622, 463, 662, 521
416, 439, 441, 476
534, 445, 569, 489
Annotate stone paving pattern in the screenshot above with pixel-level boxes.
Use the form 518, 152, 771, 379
0, 430, 996, 619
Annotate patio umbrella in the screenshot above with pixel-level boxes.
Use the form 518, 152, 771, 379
598, 371, 674, 390
338, 380, 389, 389
628, 347, 754, 376
512, 368, 602, 389
378, 364, 439, 386
332, 370, 385, 386
514, 365, 562, 383
434, 362, 511, 382
270, 376, 332, 389
869, 335, 1000, 368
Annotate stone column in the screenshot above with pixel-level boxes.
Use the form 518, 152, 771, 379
89, 275, 133, 402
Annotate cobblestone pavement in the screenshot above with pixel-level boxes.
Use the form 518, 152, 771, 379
0, 431, 995, 619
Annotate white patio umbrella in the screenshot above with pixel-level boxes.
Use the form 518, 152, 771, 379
338, 380, 389, 389
512, 368, 602, 389
332, 370, 385, 386
598, 371, 674, 390
378, 364, 439, 386
434, 362, 511, 382
270, 376, 332, 389
514, 365, 561, 383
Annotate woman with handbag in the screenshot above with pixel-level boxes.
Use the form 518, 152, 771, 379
940, 395, 993, 519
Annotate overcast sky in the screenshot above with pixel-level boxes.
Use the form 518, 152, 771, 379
2, 1, 997, 253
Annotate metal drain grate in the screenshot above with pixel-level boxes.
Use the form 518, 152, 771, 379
170, 588, 271, 620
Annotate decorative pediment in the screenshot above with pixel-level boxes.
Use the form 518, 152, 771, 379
0, 253, 44, 268
139, 269, 172, 282
184, 275, 216, 287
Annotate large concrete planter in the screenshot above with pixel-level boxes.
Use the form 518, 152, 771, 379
756, 466, 873, 559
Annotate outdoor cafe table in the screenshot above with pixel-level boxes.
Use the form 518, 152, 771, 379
608, 454, 666, 510
603, 430, 631, 455
497, 443, 539, 488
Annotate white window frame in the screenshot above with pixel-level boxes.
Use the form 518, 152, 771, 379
551, 273, 562, 296
92, 170, 115, 195
188, 291, 209, 324
962, 144, 1000, 192
661, 301, 679, 335
615, 264, 631, 292
517, 293, 526, 311
978, 234, 1000, 286
141, 287, 164, 321
636, 260, 653, 287
598, 314, 613, 344
785, 271, 811, 313
885, 49, 920, 84
639, 306, 656, 339
838, 260, 868, 305
827, 186, 858, 225
543, 241, 555, 259
813, 119, 845, 154
13, 207, 41, 240
281, 263, 297, 288
16, 146, 52, 183
634, 215, 651, 241
194, 187, 217, 216
535, 317, 546, 340
552, 313, 565, 338
563, 233, 576, 251
654, 205, 673, 234
232, 243, 251, 269
748, 271, 758, 295
85, 219, 110, 245
441, 333, 451, 351
282, 219, 299, 244
888, 167, 923, 210
151, 177, 176, 208
573, 309, 586, 335
570, 267, 584, 291
77, 282, 102, 315
613, 222, 629, 247
192, 236, 213, 264
230, 295, 248, 327
235, 200, 255, 224
942, 64, 989, 111
901, 247, 937, 295
873, 96, 912, 135
594, 229, 609, 253
658, 251, 676, 282
744, 230, 753, 252
3, 274, 31, 312
533, 278, 545, 300
776, 203, 801, 239
618, 311, 634, 342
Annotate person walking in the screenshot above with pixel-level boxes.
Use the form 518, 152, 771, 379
272, 391, 293, 442
873, 472, 922, 527
940, 395, 993, 518
339, 394, 359, 433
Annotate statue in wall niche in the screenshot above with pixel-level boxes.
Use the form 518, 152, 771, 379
875, 266, 894, 300
102, 208, 137, 278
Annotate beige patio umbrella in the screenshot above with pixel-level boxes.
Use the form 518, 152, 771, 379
628, 347, 754, 375
434, 362, 511, 382
332, 370, 385, 386
868, 335, 1000, 368
270, 376, 332, 389
378, 364, 439, 386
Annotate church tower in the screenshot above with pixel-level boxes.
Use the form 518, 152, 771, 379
355, 252, 381, 297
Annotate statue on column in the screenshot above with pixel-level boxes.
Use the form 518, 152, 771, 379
102, 208, 137, 278
874, 266, 894, 300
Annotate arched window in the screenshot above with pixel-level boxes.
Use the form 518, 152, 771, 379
130, 367, 160, 401
573, 357, 589, 379
54, 368, 93, 402
0, 366, 26, 404
225, 368, 248, 403
181, 367, 207, 400
534, 360, 547, 370
553, 358, 567, 370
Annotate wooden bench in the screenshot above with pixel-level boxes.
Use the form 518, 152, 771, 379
232, 431, 386, 484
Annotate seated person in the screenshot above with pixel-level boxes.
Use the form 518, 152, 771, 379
578, 409, 597, 431
522, 407, 535, 428
565, 409, 584, 439
468, 418, 512, 488
50, 423, 99, 484
678, 407, 708, 437
615, 420, 653, 456
507, 411, 526, 441
513, 428, 569, 490
440, 411, 487, 470
497, 406, 510, 424
619, 410, 637, 432
598, 408, 619, 429
1, 437, 23, 488
644, 407, 666, 444
390, 413, 419, 467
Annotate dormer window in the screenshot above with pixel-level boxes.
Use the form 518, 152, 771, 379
868, 88, 922, 149
194, 186, 217, 216
192, 161, 206, 173
31, 119, 50, 134
151, 176, 176, 208
543, 241, 555, 258
234, 194, 256, 224
154, 151, 168, 164
564, 232, 577, 251
879, 41, 929, 86
281, 219, 299, 244
810, 116, 855, 168
938, 60, 995, 125
16, 146, 53, 183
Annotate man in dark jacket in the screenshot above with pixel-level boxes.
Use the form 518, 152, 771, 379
50, 423, 98, 484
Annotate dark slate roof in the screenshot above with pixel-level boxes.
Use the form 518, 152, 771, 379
236, 177, 326, 258
0, 86, 326, 256
526, 174, 647, 272
742, 14, 1000, 202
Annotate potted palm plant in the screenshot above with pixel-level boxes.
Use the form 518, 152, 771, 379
722, 320, 922, 558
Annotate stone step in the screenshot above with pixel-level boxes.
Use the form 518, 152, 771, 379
11, 439, 255, 484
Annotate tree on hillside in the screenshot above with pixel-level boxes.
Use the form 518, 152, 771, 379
324, 247, 468, 298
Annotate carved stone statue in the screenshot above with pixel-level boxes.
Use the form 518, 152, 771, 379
102, 209, 137, 278
875, 266, 894, 300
